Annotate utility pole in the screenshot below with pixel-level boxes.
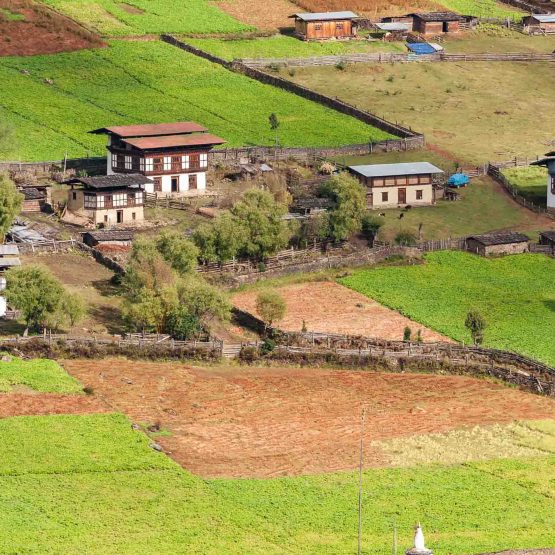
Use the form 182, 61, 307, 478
357, 406, 367, 555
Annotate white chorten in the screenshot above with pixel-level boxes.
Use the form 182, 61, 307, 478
406, 523, 433, 555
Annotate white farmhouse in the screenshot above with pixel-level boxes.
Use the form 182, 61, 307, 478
90, 122, 225, 196
531, 151, 555, 213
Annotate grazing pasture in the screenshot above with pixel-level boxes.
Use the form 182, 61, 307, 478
3, 389, 555, 553
64, 358, 555, 478
340, 251, 555, 365
502, 166, 548, 207
288, 60, 555, 162
37, 0, 251, 36
0, 40, 388, 161
0, 0, 103, 56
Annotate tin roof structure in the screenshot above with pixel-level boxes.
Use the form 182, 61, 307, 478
348, 162, 444, 178
289, 11, 359, 21
90, 122, 207, 137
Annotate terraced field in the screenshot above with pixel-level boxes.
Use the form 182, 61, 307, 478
0, 40, 389, 161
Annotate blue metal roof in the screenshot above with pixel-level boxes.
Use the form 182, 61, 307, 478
406, 42, 437, 55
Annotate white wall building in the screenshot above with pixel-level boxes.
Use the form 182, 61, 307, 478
531, 152, 555, 213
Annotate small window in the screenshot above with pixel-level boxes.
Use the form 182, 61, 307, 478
163, 157, 172, 171
182, 155, 190, 170
314, 23, 322, 30
200, 153, 208, 168
132, 157, 140, 171
381, 191, 389, 202
132, 212, 136, 220
72, 192, 77, 201
104, 215, 108, 223
416, 189, 423, 200
144, 158, 154, 172
190, 154, 200, 168
551, 175, 555, 194
124, 156, 132, 170
336, 23, 344, 30
153, 158, 163, 172
171, 156, 181, 170
154, 177, 162, 192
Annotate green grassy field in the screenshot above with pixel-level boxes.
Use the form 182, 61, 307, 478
38, 0, 251, 36
185, 35, 403, 61
431, 0, 522, 19
502, 166, 548, 206
0, 355, 82, 392
289, 60, 555, 163
0, 40, 389, 162
340, 251, 555, 365
2, 412, 555, 554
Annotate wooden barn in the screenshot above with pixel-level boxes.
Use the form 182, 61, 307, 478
82, 229, 134, 248
409, 12, 465, 34
289, 11, 359, 40
466, 232, 529, 257
20, 188, 46, 213
522, 14, 555, 34
539, 230, 555, 252
348, 162, 443, 208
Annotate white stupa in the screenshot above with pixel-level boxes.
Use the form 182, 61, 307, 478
405, 523, 433, 555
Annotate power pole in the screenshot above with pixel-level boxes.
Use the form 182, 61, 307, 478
358, 406, 367, 555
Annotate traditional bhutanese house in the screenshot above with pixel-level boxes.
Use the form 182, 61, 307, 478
409, 12, 465, 34
66, 174, 150, 226
289, 12, 359, 40
522, 14, 555, 34
82, 229, 134, 248
466, 232, 529, 257
348, 162, 444, 208
90, 122, 225, 196
531, 152, 555, 213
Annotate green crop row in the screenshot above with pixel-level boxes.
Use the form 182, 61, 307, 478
1, 412, 555, 554
0, 40, 390, 162
38, 0, 251, 36
0, 355, 82, 393
340, 251, 555, 365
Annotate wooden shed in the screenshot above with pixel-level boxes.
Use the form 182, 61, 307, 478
289, 11, 359, 40
466, 232, 529, 257
522, 14, 555, 34
539, 230, 555, 252
20, 188, 46, 213
82, 230, 134, 248
409, 12, 465, 35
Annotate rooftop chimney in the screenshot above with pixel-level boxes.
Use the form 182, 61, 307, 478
405, 523, 433, 555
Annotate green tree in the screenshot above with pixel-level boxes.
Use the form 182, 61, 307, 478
0, 173, 23, 241
394, 230, 417, 246
212, 212, 247, 264
156, 231, 199, 275
62, 293, 87, 328
177, 277, 231, 327
269, 112, 280, 148
403, 326, 412, 341
5, 265, 64, 333
231, 189, 291, 260
192, 223, 218, 264
361, 213, 383, 246
165, 306, 202, 340
465, 309, 487, 346
319, 172, 366, 241
255, 290, 286, 329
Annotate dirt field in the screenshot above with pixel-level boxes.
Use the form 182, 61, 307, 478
63, 359, 555, 478
233, 281, 450, 342
291, 0, 441, 18
212, 0, 297, 30
0, 392, 107, 417
0, 0, 103, 56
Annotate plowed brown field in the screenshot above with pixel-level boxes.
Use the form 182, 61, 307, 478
213, 0, 297, 30
63, 358, 555, 478
0, 392, 108, 417
233, 281, 450, 342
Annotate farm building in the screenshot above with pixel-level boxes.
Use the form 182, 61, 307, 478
20, 188, 46, 213
466, 232, 529, 257
539, 230, 555, 251
374, 22, 410, 40
66, 174, 150, 227
90, 122, 225, 196
383, 12, 465, 34
290, 197, 332, 215
82, 229, 134, 248
531, 152, 555, 213
348, 162, 443, 208
522, 14, 555, 34
289, 12, 359, 40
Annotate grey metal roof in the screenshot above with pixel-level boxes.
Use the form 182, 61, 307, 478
540, 230, 555, 242
530, 157, 555, 168
410, 11, 465, 21
68, 174, 152, 190
290, 11, 359, 21
0, 245, 19, 256
529, 14, 555, 22
0, 258, 21, 268
375, 22, 410, 31
468, 232, 529, 246
348, 162, 444, 178
22, 188, 45, 200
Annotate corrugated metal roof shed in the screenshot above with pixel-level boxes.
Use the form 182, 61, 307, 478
90, 122, 207, 137
530, 14, 555, 22
83, 230, 134, 242
123, 133, 225, 150
0, 245, 19, 256
375, 22, 410, 31
0, 258, 21, 268
468, 232, 529, 246
540, 230, 555, 242
406, 42, 437, 55
348, 162, 444, 178
67, 174, 152, 190
289, 11, 359, 21
411, 11, 464, 21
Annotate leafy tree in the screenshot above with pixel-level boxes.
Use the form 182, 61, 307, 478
319, 172, 366, 241
62, 292, 86, 328
177, 277, 231, 326
269, 113, 280, 132
5, 265, 64, 333
212, 212, 247, 264
231, 189, 291, 260
361, 213, 383, 246
394, 230, 417, 246
165, 306, 202, 340
192, 223, 218, 263
465, 309, 487, 345
0, 173, 23, 241
255, 290, 286, 329
403, 326, 412, 341
156, 231, 198, 275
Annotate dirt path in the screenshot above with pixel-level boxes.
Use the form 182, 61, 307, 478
63, 359, 555, 478
233, 281, 451, 342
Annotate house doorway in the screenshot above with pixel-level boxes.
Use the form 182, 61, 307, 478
116, 210, 123, 224
189, 174, 197, 190
398, 188, 406, 204
442, 21, 449, 32
171, 176, 179, 193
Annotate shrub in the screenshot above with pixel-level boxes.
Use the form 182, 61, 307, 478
394, 231, 417, 246
403, 326, 412, 341
255, 290, 286, 329
465, 309, 487, 345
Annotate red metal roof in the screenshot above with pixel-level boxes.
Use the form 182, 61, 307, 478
90, 122, 208, 137
123, 133, 226, 150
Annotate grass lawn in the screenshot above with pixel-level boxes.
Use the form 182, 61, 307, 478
185, 35, 403, 61
0, 40, 390, 162
502, 166, 548, 207
340, 251, 555, 365
333, 150, 550, 242
0, 356, 82, 393
289, 60, 555, 163
37, 0, 251, 36
2, 411, 555, 553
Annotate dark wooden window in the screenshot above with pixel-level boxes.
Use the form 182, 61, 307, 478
153, 157, 163, 172
314, 23, 322, 30
189, 154, 200, 168
381, 191, 388, 202
551, 175, 555, 194
416, 189, 423, 200
171, 176, 179, 192
104, 195, 113, 209
189, 174, 197, 190
116, 154, 125, 169
132, 156, 140, 171
154, 177, 162, 192
171, 156, 181, 171
336, 23, 344, 29
72, 192, 77, 201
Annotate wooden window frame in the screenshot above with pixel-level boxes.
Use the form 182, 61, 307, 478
381, 191, 389, 202
153, 177, 162, 192
171, 156, 181, 171
551, 175, 555, 194
189, 174, 198, 190
416, 189, 423, 200
153, 157, 163, 172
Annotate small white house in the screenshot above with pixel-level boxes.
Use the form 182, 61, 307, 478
531, 152, 555, 213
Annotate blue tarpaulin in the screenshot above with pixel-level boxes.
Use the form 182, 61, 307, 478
448, 173, 470, 187
406, 42, 436, 55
